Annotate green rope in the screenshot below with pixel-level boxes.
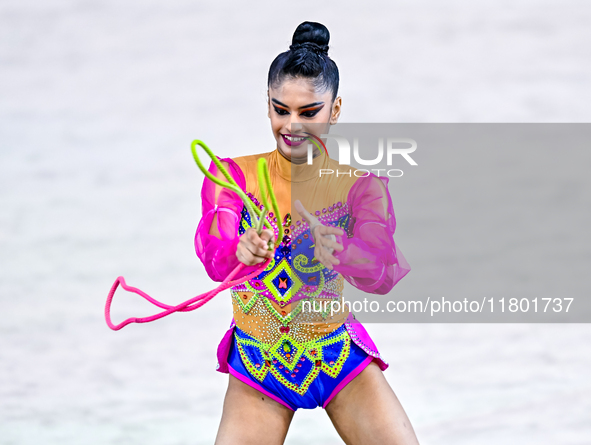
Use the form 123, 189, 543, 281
305, 135, 324, 155
257, 157, 283, 249
191, 140, 282, 248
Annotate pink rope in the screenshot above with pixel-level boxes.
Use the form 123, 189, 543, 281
105, 259, 270, 331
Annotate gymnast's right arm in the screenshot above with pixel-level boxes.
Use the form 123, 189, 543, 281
194, 159, 273, 281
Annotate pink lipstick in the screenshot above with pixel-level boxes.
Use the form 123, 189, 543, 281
281, 133, 308, 147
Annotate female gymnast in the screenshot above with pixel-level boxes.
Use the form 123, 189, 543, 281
195, 21, 419, 445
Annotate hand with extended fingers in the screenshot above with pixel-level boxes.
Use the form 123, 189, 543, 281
294, 199, 345, 270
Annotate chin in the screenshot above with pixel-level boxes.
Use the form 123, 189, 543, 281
283, 145, 308, 162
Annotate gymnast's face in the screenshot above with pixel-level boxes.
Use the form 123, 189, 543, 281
267, 77, 341, 164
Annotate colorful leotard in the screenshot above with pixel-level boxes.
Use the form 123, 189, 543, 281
195, 148, 410, 410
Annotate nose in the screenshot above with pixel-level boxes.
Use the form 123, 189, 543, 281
287, 116, 305, 135
289, 113, 303, 125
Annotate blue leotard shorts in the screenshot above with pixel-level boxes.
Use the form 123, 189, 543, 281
226, 323, 374, 411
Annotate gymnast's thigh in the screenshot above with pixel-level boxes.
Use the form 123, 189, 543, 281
324, 361, 420, 445
215, 374, 295, 445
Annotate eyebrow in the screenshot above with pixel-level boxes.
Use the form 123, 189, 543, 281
271, 98, 325, 109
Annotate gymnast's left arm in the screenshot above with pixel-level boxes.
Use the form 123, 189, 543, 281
332, 175, 411, 295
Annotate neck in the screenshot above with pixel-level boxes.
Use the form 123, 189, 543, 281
277, 148, 322, 164
271, 146, 327, 183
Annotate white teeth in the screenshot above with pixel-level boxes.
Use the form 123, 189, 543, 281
285, 135, 306, 142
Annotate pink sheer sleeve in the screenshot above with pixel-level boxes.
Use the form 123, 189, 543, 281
194, 157, 261, 282
332, 174, 411, 295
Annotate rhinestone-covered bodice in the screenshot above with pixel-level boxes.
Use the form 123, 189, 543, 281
231, 194, 352, 346
222, 148, 368, 390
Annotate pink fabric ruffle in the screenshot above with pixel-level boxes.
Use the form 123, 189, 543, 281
332, 174, 410, 294
194, 157, 261, 282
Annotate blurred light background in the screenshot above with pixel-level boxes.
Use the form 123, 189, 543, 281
1, 0, 590, 444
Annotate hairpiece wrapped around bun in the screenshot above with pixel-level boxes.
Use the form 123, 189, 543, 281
289, 41, 329, 56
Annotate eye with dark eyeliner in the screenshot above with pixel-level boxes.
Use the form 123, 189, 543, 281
300, 104, 324, 118
273, 104, 324, 118
301, 109, 321, 118
273, 106, 289, 116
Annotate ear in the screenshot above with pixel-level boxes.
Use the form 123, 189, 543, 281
330, 96, 342, 125
267, 90, 271, 118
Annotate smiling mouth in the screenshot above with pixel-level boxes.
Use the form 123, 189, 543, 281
282, 134, 307, 142
281, 133, 308, 147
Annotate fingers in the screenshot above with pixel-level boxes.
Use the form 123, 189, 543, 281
314, 242, 341, 270
311, 227, 344, 271
237, 244, 271, 265
259, 228, 275, 243
294, 199, 307, 217
294, 199, 319, 227
246, 227, 274, 249
320, 234, 344, 253
311, 225, 344, 252
295, 206, 345, 270
237, 228, 275, 265
314, 225, 345, 238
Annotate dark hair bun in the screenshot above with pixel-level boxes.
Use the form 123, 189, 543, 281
267, 21, 339, 100
291, 21, 330, 55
